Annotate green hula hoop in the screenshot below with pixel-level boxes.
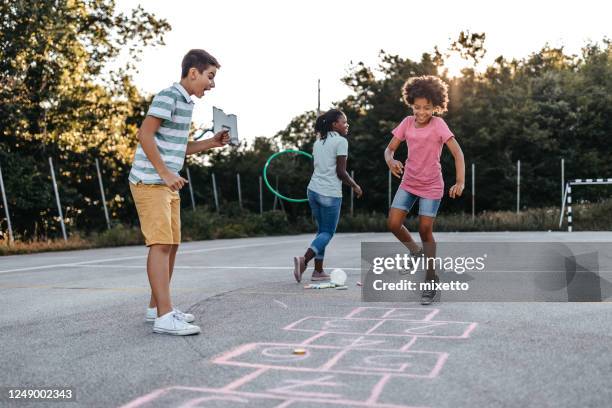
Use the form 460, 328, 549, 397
263, 149, 313, 203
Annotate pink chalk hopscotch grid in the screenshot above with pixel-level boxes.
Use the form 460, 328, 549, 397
119, 307, 478, 408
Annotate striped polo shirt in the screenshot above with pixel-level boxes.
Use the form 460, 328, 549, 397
128, 83, 194, 184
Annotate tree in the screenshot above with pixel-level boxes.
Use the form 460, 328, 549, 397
0, 0, 170, 238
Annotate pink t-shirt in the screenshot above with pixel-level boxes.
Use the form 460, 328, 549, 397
391, 116, 454, 199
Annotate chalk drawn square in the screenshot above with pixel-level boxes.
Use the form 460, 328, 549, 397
214, 343, 340, 370
233, 370, 385, 403
371, 320, 478, 338
304, 332, 415, 351
327, 349, 448, 378
284, 316, 384, 335
287, 400, 425, 408
345, 307, 439, 321
120, 386, 284, 408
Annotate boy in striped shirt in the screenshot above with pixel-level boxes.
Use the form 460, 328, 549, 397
129, 49, 230, 336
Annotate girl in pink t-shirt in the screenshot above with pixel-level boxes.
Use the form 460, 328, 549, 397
384, 75, 465, 305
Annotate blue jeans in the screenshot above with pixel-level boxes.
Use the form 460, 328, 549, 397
307, 189, 342, 260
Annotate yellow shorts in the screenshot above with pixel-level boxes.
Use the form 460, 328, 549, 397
129, 183, 181, 246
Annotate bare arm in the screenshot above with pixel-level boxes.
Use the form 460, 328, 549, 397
384, 137, 404, 178
445, 137, 465, 198
186, 129, 230, 155
336, 156, 363, 198
137, 116, 187, 191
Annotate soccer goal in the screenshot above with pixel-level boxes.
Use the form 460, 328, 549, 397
560, 178, 612, 232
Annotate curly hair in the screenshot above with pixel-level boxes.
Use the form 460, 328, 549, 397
401, 75, 449, 114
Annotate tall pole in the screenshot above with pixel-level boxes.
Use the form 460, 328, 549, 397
561, 158, 565, 210
471, 163, 475, 221
274, 176, 285, 213
259, 176, 263, 215
388, 170, 392, 208
350, 170, 354, 217
49, 157, 67, 241
516, 160, 521, 214
0, 163, 14, 243
185, 166, 196, 211
237, 173, 243, 210
317, 79, 321, 116
94, 158, 111, 230
211, 173, 219, 213
272, 176, 278, 211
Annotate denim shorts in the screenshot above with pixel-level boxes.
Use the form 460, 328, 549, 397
390, 188, 441, 217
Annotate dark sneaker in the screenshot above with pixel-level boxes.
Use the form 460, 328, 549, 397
421, 276, 440, 305
399, 248, 425, 275
293, 256, 306, 282
311, 271, 331, 281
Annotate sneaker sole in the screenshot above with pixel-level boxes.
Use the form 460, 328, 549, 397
311, 276, 331, 281
146, 317, 195, 324
153, 327, 201, 336
293, 257, 302, 282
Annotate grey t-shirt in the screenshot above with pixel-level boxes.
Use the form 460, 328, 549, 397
307, 131, 348, 198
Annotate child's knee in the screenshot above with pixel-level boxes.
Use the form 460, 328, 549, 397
387, 218, 402, 234
150, 244, 173, 254
319, 232, 332, 242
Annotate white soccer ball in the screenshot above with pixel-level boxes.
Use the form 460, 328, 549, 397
330, 268, 347, 286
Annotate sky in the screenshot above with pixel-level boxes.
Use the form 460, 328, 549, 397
114, 0, 610, 144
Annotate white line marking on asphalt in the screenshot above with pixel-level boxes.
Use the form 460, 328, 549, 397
0, 239, 311, 274
67, 265, 361, 270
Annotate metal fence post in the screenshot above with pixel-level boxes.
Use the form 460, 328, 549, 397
273, 176, 281, 211
186, 166, 196, 211
94, 158, 111, 229
350, 170, 354, 217
259, 175, 263, 215
0, 163, 14, 243
516, 159, 521, 214
49, 157, 67, 241
388, 170, 391, 208
471, 163, 475, 221
237, 173, 243, 210
561, 158, 565, 210
211, 173, 219, 213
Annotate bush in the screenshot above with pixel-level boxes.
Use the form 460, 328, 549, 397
93, 224, 143, 247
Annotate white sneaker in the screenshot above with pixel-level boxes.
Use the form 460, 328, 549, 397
145, 307, 195, 323
153, 311, 201, 336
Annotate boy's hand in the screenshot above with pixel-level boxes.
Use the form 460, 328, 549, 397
211, 129, 230, 147
449, 182, 464, 198
387, 159, 404, 179
161, 172, 188, 192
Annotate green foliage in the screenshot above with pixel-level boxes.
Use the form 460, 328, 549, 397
93, 224, 142, 247
1, 21, 610, 241
0, 0, 169, 238
181, 208, 299, 240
